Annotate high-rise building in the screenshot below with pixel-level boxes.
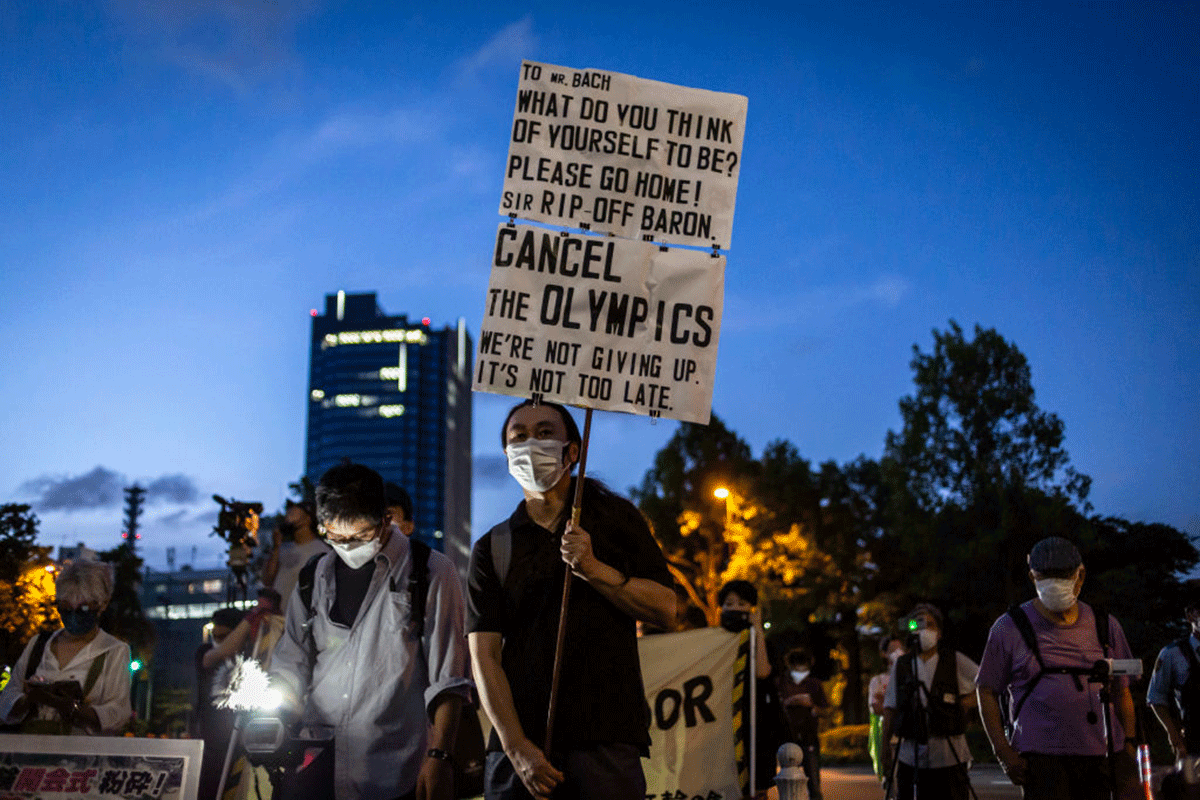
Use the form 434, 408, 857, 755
305, 291, 473, 573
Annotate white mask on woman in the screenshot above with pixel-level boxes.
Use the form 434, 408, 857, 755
506, 439, 570, 493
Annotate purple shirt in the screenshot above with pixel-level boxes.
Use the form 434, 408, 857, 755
976, 600, 1132, 755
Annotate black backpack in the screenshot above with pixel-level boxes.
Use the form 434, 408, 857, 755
1003, 603, 1110, 737
295, 540, 484, 798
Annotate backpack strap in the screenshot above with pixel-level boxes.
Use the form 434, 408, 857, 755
408, 540, 431, 638
297, 552, 326, 665
489, 519, 512, 586
1005, 604, 1046, 733
25, 630, 53, 681
82, 650, 107, 697
1092, 606, 1110, 656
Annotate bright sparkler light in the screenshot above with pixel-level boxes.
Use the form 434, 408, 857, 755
216, 656, 282, 711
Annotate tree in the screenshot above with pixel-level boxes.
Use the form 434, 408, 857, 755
881, 321, 1197, 663
635, 424, 887, 724
632, 414, 755, 626
0, 504, 56, 666
885, 320, 1090, 514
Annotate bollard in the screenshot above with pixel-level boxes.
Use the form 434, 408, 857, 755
775, 742, 805, 800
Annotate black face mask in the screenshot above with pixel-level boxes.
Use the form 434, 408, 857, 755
278, 521, 298, 541
59, 606, 99, 637
720, 609, 752, 632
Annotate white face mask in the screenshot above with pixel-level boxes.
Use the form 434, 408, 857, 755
1036, 575, 1079, 612
330, 537, 382, 569
791, 670, 809, 683
887, 649, 903, 665
918, 629, 939, 652
506, 438, 570, 493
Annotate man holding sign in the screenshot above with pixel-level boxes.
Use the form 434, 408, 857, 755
467, 400, 675, 800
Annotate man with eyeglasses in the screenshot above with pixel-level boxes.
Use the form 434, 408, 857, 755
269, 462, 472, 800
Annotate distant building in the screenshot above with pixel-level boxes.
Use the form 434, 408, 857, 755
304, 291, 473, 575
57, 542, 98, 563
139, 566, 257, 699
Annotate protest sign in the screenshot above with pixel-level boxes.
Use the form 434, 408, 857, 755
474, 222, 723, 424
639, 627, 743, 800
500, 60, 748, 249
0, 735, 202, 799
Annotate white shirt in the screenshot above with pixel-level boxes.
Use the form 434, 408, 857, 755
0, 628, 132, 734
274, 537, 331, 612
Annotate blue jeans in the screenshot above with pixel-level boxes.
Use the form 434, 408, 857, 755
484, 743, 646, 800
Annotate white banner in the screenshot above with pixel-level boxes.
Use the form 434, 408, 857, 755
473, 223, 723, 423
639, 627, 742, 800
0, 735, 202, 799
500, 60, 748, 249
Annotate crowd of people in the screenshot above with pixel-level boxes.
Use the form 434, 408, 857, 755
2, 402, 1198, 800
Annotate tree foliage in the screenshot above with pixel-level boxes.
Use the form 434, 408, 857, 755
885, 320, 1090, 514
635, 319, 1196, 729
0, 505, 56, 667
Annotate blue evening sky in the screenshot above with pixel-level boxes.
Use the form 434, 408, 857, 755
1, 2, 1196, 570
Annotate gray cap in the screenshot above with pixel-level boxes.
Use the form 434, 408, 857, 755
1028, 537, 1082, 573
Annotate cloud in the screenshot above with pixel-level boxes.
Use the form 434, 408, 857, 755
146, 474, 200, 504
453, 16, 536, 85
20, 466, 200, 512
725, 274, 910, 331
21, 466, 125, 511
300, 107, 440, 160
106, 0, 321, 94
474, 454, 511, 488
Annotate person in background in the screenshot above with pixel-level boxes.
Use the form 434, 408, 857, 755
385, 482, 417, 537
1148, 587, 1200, 761
717, 579, 788, 794
194, 606, 246, 800
0, 559, 131, 735
868, 634, 906, 781
883, 604, 977, 800
263, 499, 330, 613
778, 647, 828, 800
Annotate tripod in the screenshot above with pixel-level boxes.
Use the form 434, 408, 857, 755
885, 653, 978, 800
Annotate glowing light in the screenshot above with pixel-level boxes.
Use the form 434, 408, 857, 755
380, 367, 403, 380
379, 404, 405, 418
322, 329, 429, 348
44, 565, 55, 573
422, 317, 431, 326
217, 656, 279, 711
129, 659, 143, 673
713, 487, 730, 500
335, 394, 362, 407
311, 389, 326, 400
310, 309, 318, 317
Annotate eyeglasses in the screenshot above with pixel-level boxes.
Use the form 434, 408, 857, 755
319, 518, 386, 544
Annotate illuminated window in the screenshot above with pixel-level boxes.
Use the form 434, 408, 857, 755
311, 389, 326, 400
380, 405, 406, 418
336, 394, 362, 407
202, 579, 223, 593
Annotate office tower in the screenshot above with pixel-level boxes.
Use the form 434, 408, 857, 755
305, 291, 473, 571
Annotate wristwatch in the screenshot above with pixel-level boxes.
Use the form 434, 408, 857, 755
427, 748, 455, 766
